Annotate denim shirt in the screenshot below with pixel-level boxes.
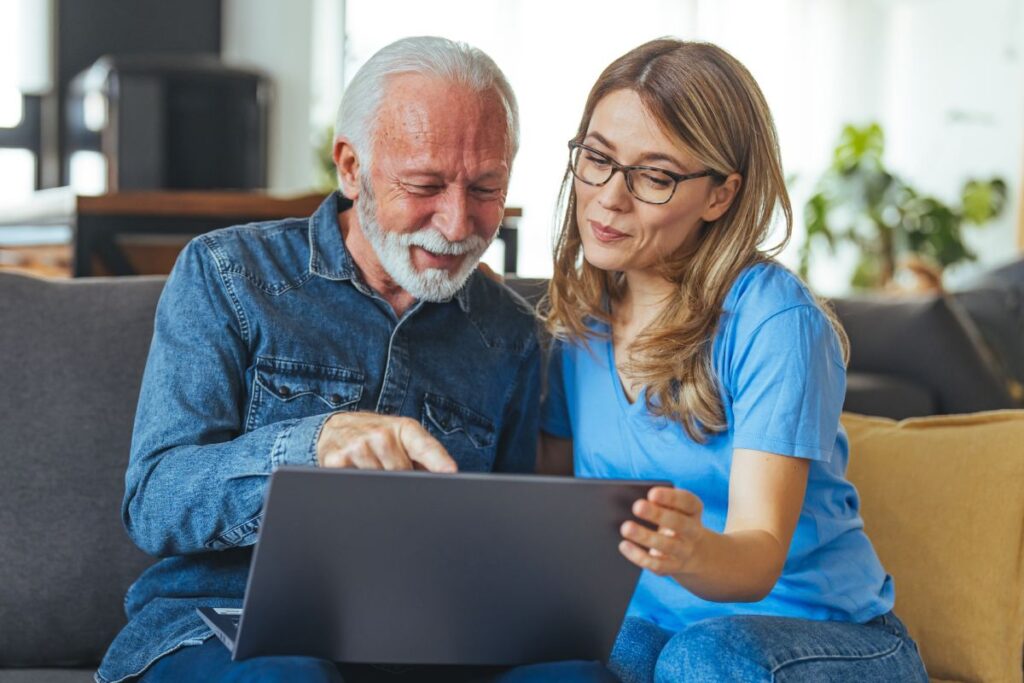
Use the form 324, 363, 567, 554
96, 193, 540, 683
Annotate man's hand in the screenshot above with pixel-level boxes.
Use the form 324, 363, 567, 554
316, 412, 458, 473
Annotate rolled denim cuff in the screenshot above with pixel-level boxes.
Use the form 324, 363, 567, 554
269, 413, 332, 470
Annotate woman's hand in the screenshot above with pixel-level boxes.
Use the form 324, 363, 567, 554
619, 486, 706, 577
618, 451, 810, 602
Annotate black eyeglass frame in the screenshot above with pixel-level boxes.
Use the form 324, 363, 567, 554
567, 141, 723, 205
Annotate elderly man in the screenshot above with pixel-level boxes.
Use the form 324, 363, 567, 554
96, 37, 616, 683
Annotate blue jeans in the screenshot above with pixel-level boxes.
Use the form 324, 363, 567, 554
141, 638, 618, 682
609, 611, 929, 682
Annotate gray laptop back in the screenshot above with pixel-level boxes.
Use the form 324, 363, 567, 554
234, 467, 660, 665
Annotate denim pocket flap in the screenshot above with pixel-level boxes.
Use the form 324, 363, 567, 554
255, 357, 363, 409
423, 393, 495, 449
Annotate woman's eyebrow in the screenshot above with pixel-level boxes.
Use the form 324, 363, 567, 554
584, 132, 687, 170
636, 151, 686, 170
584, 131, 617, 151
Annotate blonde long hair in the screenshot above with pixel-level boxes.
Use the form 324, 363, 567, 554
543, 39, 848, 442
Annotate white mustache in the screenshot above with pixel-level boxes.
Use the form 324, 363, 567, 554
401, 229, 489, 256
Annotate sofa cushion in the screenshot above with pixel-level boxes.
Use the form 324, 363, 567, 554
842, 410, 1024, 683
0, 273, 166, 667
831, 294, 1012, 414
953, 258, 1024, 406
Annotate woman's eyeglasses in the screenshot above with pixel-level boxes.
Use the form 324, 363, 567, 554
568, 141, 722, 205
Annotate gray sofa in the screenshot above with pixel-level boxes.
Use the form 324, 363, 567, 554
0, 273, 165, 682
0, 269, 1015, 681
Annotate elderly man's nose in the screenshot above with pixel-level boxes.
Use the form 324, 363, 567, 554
436, 191, 473, 241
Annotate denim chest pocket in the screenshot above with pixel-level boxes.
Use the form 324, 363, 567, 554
246, 356, 363, 432
421, 393, 497, 473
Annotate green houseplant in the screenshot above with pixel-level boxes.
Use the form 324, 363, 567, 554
799, 123, 1007, 289
313, 124, 339, 194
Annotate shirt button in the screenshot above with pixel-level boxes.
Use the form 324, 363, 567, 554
278, 386, 291, 397
330, 394, 342, 404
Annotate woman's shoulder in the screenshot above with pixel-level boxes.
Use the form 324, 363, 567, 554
726, 261, 816, 310
719, 261, 825, 342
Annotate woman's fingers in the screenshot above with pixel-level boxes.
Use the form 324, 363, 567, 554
620, 519, 683, 556
647, 486, 702, 515
631, 498, 689, 532
620, 488, 705, 575
618, 539, 679, 575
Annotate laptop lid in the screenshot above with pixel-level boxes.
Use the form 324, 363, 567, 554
232, 467, 663, 665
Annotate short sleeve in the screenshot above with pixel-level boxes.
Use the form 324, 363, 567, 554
540, 342, 572, 438
729, 305, 846, 461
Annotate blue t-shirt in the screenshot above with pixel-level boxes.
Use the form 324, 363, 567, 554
541, 262, 894, 631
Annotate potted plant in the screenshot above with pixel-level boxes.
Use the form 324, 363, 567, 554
799, 123, 1007, 290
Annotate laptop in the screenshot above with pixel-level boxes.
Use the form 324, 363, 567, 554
198, 466, 665, 665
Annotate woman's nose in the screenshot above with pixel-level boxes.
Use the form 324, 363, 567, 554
596, 169, 631, 212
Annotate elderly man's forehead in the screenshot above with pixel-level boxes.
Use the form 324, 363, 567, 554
376, 75, 508, 135
370, 74, 509, 160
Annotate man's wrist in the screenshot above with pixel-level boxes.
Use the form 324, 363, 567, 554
270, 413, 335, 470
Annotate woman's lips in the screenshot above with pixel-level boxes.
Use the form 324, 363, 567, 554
589, 220, 628, 243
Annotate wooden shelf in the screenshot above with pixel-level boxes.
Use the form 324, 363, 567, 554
0, 189, 522, 277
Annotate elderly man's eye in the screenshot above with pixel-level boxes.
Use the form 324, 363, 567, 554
472, 187, 502, 199
405, 183, 443, 195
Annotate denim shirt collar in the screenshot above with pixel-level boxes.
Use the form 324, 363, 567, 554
308, 191, 471, 313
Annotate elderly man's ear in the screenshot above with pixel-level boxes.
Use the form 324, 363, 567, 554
333, 137, 361, 199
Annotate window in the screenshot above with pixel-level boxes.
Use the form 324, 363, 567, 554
0, 0, 51, 206
327, 0, 1022, 291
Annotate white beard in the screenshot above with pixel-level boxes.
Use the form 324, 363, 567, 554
355, 174, 492, 302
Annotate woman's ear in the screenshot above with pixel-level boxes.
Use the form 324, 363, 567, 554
333, 136, 361, 199
701, 173, 742, 222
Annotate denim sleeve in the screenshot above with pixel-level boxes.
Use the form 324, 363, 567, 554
123, 238, 325, 558
492, 339, 540, 474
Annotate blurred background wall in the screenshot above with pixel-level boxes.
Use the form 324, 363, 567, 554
1, 0, 1021, 292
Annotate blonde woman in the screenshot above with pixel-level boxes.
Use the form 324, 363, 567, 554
540, 40, 928, 682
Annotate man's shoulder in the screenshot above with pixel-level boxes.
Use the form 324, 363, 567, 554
191, 217, 314, 292
461, 272, 540, 354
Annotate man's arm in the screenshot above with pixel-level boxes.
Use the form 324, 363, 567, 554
492, 340, 541, 473
123, 239, 455, 558
122, 239, 329, 557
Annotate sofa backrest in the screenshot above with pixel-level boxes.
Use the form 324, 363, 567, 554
0, 272, 166, 667
830, 294, 1012, 414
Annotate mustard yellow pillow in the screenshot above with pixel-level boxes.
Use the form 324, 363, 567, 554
842, 411, 1024, 683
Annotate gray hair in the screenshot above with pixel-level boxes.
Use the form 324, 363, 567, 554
334, 36, 520, 174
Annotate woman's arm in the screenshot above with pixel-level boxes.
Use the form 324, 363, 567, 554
619, 447, 809, 602
537, 432, 574, 476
